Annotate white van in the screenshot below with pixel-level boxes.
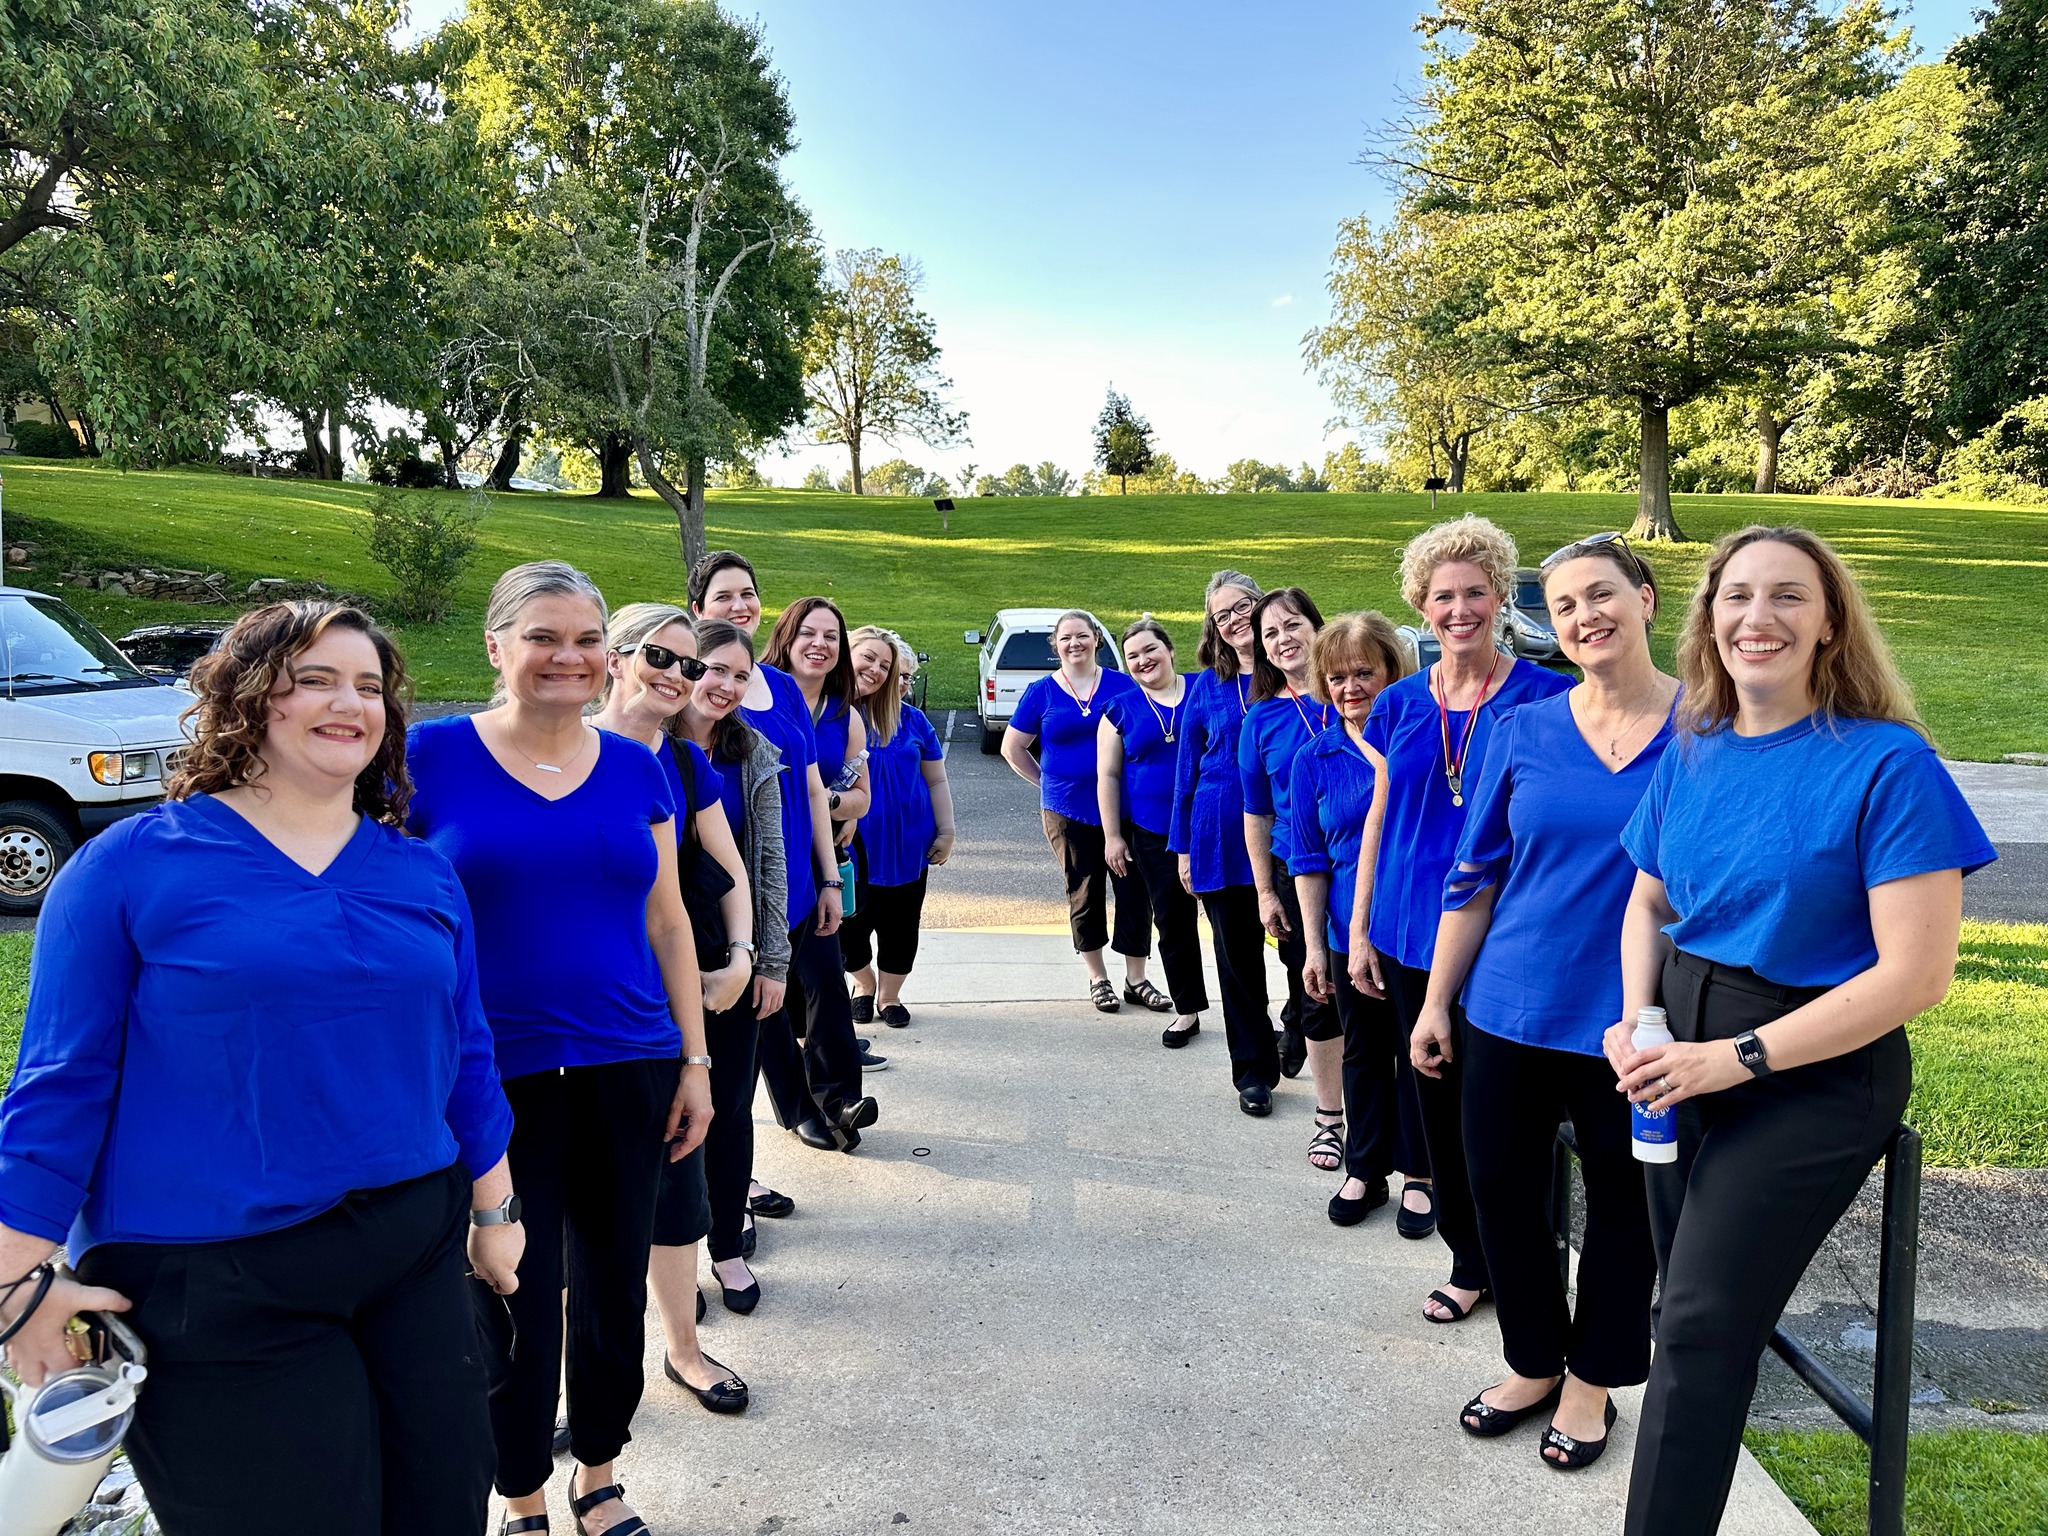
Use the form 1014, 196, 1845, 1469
0, 588, 194, 914
963, 608, 1120, 753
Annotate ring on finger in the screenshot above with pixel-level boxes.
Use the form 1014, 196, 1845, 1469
1658, 1075, 1671, 1092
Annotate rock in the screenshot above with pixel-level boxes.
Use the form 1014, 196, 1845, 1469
6, 545, 27, 565
102, 580, 128, 597
2004, 752, 2048, 767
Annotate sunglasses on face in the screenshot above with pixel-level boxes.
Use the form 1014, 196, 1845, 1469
619, 643, 708, 680
1209, 595, 1256, 623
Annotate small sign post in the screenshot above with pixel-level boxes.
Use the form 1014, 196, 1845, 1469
1423, 476, 1448, 514
933, 496, 954, 531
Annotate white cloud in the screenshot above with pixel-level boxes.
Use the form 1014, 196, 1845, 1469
1270, 294, 1295, 308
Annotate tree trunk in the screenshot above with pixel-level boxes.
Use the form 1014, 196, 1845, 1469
1754, 408, 1790, 495
438, 435, 462, 491
1446, 432, 1471, 493
848, 435, 864, 496
1117, 472, 1127, 494
488, 426, 523, 492
325, 409, 344, 482
1628, 399, 1686, 542
298, 411, 330, 479
596, 433, 634, 498
634, 438, 708, 571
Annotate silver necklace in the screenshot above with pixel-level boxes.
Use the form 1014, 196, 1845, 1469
509, 723, 590, 775
1143, 679, 1184, 743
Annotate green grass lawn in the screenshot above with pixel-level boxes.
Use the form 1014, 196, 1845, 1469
3, 460, 2045, 758
1746, 1427, 2048, 1536
0, 930, 27, 1087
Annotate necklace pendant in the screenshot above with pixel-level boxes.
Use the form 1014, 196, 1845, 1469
1164, 730, 1175, 743
534, 762, 562, 774
1080, 705, 1091, 718
1452, 792, 1464, 807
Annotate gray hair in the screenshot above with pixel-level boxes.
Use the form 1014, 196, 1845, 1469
594, 601, 693, 710
483, 561, 608, 705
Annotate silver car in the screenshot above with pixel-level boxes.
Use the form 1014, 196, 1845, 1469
963, 608, 1120, 753
1506, 567, 1563, 662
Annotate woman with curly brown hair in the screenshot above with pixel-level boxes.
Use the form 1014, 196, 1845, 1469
0, 602, 520, 1536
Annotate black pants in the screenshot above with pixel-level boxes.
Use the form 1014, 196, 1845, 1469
1199, 883, 1276, 1089
1042, 808, 1150, 956
1385, 958, 1487, 1291
1626, 950, 1910, 1536
761, 917, 865, 1128
840, 870, 931, 976
653, 998, 761, 1262
1463, 1024, 1654, 1387
494, 1057, 679, 1498
1128, 824, 1209, 1013
79, 1166, 490, 1536
1271, 861, 1340, 1042
1330, 955, 1428, 1182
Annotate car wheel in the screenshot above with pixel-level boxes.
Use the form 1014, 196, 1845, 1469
0, 800, 77, 916
979, 719, 1003, 755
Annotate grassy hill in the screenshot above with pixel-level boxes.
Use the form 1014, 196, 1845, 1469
2, 459, 2044, 760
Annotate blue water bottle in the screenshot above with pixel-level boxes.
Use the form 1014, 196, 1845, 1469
836, 851, 857, 919
1631, 1006, 1678, 1164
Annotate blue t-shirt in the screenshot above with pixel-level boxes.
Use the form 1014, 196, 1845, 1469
1239, 691, 1336, 867
1169, 668, 1258, 893
1363, 659, 1574, 971
815, 697, 860, 793
0, 795, 512, 1253
1450, 692, 1675, 1054
657, 735, 716, 834
1622, 715, 1996, 988
743, 663, 820, 929
1012, 668, 1139, 825
408, 716, 679, 1080
1103, 675, 1192, 836
862, 705, 944, 886
1285, 723, 1379, 953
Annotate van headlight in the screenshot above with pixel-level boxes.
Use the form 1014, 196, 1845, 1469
87, 750, 159, 786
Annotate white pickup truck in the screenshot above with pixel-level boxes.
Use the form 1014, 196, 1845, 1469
0, 586, 194, 915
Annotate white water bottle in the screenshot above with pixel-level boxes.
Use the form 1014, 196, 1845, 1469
0, 1360, 146, 1536
1630, 1006, 1678, 1164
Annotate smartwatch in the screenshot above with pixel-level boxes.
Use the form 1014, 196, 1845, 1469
472, 1194, 523, 1227
829, 790, 842, 813
1733, 1031, 1772, 1078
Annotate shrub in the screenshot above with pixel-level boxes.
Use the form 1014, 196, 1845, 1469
8, 419, 80, 458
1933, 397, 2048, 505
362, 429, 444, 490
361, 485, 486, 624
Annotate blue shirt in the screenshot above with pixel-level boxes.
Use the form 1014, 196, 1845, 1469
408, 716, 679, 1080
1169, 669, 1258, 893
1012, 669, 1138, 824
1285, 724, 1379, 953
0, 795, 512, 1253
862, 705, 944, 886
743, 663, 820, 929
1364, 659, 1574, 971
657, 736, 716, 833
814, 698, 858, 793
1102, 675, 1192, 835
1239, 692, 1337, 866
1449, 692, 1675, 1055
1622, 715, 1996, 988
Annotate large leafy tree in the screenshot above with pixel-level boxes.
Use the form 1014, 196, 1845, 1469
803, 249, 967, 495
1093, 388, 1155, 494
1394, 0, 1895, 538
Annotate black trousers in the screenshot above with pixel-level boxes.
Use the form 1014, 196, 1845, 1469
1270, 860, 1340, 1042
494, 1056, 679, 1498
1199, 882, 1276, 1089
840, 870, 931, 976
1042, 808, 1150, 956
761, 917, 865, 1127
1626, 950, 1910, 1536
653, 997, 762, 1262
1463, 1024, 1654, 1387
78, 1166, 489, 1536
1330, 955, 1429, 1181
1385, 958, 1488, 1291
1127, 824, 1209, 1013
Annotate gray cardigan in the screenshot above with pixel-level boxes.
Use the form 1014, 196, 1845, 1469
727, 731, 792, 983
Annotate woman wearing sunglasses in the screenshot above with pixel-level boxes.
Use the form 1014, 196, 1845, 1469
1412, 535, 1672, 1469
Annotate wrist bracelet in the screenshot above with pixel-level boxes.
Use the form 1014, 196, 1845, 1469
821, 879, 844, 889
0, 1263, 57, 1347
681, 1054, 713, 1068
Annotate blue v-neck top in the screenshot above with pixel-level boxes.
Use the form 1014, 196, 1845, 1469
0, 795, 513, 1254
1168, 669, 1257, 893
1239, 692, 1337, 866
1102, 675, 1193, 836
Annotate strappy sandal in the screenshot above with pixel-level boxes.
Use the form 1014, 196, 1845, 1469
1423, 1286, 1490, 1324
1088, 979, 1120, 1013
502, 1515, 549, 1535
1458, 1377, 1563, 1438
1122, 979, 1173, 1012
569, 1473, 651, 1536
1308, 1109, 1344, 1171
1541, 1398, 1619, 1470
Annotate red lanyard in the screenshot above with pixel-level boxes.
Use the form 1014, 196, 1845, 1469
1060, 669, 1100, 718
1285, 683, 1331, 738
1432, 652, 1503, 806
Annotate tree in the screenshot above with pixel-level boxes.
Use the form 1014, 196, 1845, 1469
1393, 0, 1896, 538
974, 461, 1075, 497
1093, 388, 1155, 493
802, 249, 967, 494
855, 458, 949, 497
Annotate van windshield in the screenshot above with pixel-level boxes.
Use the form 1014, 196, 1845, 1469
2, 596, 153, 696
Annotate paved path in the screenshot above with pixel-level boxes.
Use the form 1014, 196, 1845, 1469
504, 934, 1812, 1536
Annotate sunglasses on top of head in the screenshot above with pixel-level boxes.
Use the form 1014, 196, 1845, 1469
618, 642, 708, 680
1541, 530, 1647, 581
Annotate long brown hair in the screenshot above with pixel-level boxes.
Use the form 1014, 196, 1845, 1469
761, 595, 857, 715
689, 620, 760, 764
1676, 525, 1923, 738
1196, 569, 1261, 680
168, 602, 412, 825
1248, 587, 1325, 703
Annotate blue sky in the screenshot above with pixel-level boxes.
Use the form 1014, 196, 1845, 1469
411, 0, 1988, 486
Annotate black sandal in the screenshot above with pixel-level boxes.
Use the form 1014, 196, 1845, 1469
1122, 979, 1172, 1012
1088, 979, 1120, 1012
1423, 1286, 1490, 1324
1541, 1398, 1619, 1470
1308, 1109, 1344, 1171
503, 1516, 549, 1535
1459, 1378, 1563, 1438
1396, 1179, 1437, 1240
569, 1475, 650, 1536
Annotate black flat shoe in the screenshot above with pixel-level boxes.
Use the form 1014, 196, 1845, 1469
851, 994, 875, 1024
551, 1416, 570, 1459
1278, 1025, 1307, 1079
1328, 1176, 1389, 1226
1122, 979, 1173, 1013
1161, 1019, 1199, 1048
793, 1117, 840, 1151
665, 1352, 750, 1414
834, 1095, 879, 1134
749, 1188, 794, 1219
1541, 1398, 1619, 1470
1396, 1179, 1438, 1240
695, 1287, 706, 1323
1459, 1378, 1563, 1438
739, 1213, 756, 1258
1238, 1081, 1272, 1117
880, 1003, 911, 1027
718, 1264, 761, 1314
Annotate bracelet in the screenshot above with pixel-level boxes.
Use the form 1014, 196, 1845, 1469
0, 1263, 56, 1347
681, 1054, 713, 1068
728, 940, 757, 956
821, 879, 844, 889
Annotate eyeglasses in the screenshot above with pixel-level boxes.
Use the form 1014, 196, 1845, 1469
1541, 531, 1646, 581
618, 643, 708, 680
1208, 595, 1256, 623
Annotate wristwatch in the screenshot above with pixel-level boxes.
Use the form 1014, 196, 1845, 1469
472, 1194, 523, 1227
682, 1054, 713, 1068
1733, 1031, 1772, 1078
822, 878, 844, 889
829, 790, 842, 813
728, 939, 757, 958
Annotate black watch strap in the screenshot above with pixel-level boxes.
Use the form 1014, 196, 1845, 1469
1734, 1031, 1771, 1077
